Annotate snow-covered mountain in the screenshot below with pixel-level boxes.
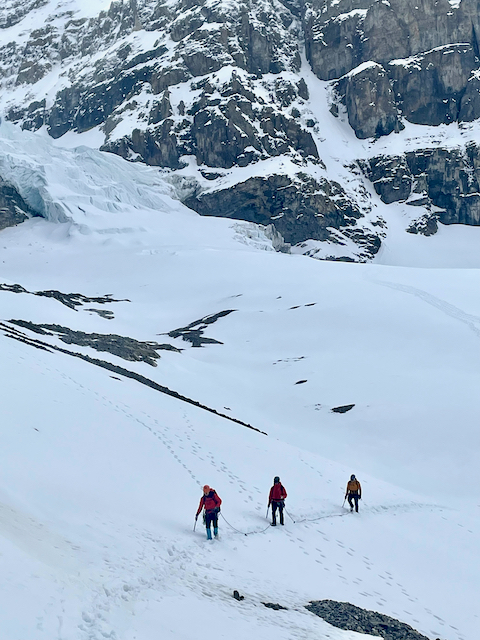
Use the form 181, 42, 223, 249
3, 0, 480, 260
0, 120, 479, 640
0, 2, 480, 639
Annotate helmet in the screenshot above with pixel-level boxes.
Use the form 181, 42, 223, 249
203, 485, 211, 493
274, 476, 280, 483
350, 475, 356, 481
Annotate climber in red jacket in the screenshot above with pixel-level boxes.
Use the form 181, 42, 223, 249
196, 485, 222, 539
268, 476, 287, 526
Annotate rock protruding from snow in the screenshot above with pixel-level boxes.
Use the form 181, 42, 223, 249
184, 172, 373, 248
306, 600, 430, 640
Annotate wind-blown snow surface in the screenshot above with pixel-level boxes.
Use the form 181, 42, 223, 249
0, 124, 479, 640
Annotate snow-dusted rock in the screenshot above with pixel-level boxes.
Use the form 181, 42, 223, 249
388, 43, 477, 126
0, 176, 38, 230
362, 143, 480, 226
334, 62, 401, 139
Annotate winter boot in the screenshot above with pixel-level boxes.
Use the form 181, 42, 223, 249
214, 527, 218, 537
206, 528, 212, 540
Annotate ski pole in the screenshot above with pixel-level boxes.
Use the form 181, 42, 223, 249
266, 505, 270, 519
193, 517, 197, 532
342, 498, 346, 508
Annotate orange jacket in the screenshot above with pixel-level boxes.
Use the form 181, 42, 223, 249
346, 479, 361, 496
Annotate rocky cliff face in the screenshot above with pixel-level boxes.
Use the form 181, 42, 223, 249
361, 142, 480, 230
2, 0, 480, 258
0, 177, 39, 231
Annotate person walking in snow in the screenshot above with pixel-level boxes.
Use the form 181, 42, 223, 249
196, 485, 222, 539
345, 474, 362, 512
268, 476, 287, 526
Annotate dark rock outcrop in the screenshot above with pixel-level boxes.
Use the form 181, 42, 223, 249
459, 73, 480, 122
185, 173, 365, 246
166, 310, 236, 347
9, 320, 179, 366
331, 404, 355, 413
362, 143, 480, 226
306, 600, 430, 640
360, 156, 412, 204
0, 283, 128, 310
335, 63, 402, 139
306, 0, 480, 135
263, 602, 288, 610
305, 0, 480, 81
0, 177, 40, 231
388, 44, 477, 126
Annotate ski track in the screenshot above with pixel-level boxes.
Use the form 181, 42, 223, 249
375, 279, 480, 339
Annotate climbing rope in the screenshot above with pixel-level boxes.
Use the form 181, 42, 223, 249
284, 506, 349, 525
218, 506, 350, 537
220, 513, 272, 536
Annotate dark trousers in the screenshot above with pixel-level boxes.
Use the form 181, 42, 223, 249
348, 493, 359, 512
271, 500, 284, 525
205, 510, 218, 530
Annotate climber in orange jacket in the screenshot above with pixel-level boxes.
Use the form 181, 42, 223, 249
345, 475, 362, 512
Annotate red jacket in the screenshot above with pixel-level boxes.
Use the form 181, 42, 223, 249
196, 490, 222, 515
269, 483, 287, 503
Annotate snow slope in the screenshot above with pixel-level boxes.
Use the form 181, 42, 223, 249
0, 123, 479, 640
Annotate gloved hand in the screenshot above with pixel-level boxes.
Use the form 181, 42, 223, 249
215, 506, 220, 514
359, 496, 362, 500
195, 514, 198, 520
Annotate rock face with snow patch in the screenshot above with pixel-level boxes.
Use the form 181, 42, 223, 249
361, 144, 480, 227
185, 173, 366, 245
334, 62, 402, 139
3, 0, 480, 255
0, 0, 378, 257
310, 0, 480, 134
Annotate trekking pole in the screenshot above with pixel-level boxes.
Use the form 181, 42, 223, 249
266, 505, 270, 519
342, 498, 346, 508
193, 517, 197, 532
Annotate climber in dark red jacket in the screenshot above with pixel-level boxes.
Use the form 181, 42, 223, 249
268, 476, 287, 526
196, 485, 222, 539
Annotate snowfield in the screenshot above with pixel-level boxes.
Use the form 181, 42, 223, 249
0, 122, 479, 640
